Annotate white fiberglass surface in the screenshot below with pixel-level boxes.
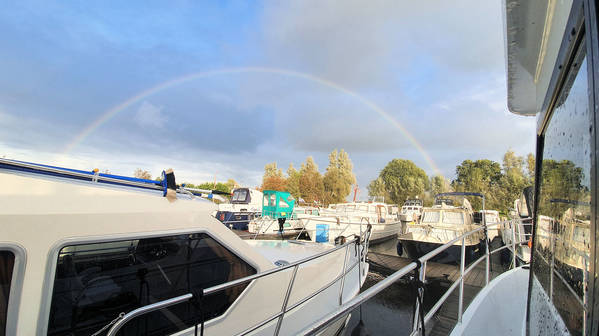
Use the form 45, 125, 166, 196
244, 240, 333, 264
421, 211, 440, 223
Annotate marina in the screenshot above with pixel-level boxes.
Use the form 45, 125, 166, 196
2, 0, 599, 335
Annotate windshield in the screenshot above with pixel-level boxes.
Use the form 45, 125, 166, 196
442, 212, 464, 225
231, 189, 248, 202
421, 211, 440, 224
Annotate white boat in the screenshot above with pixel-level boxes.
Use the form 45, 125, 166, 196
399, 198, 424, 223
0, 159, 370, 336
247, 206, 320, 236
397, 194, 485, 264
301, 201, 401, 244
480, 210, 500, 241
214, 188, 263, 230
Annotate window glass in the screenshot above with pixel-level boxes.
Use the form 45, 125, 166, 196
231, 189, 248, 202
48, 233, 256, 336
421, 211, 440, 223
532, 55, 590, 334
0, 251, 15, 336
269, 194, 276, 207
442, 212, 464, 225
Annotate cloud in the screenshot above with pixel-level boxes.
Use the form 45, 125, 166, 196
134, 101, 167, 128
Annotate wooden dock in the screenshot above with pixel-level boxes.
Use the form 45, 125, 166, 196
367, 244, 508, 335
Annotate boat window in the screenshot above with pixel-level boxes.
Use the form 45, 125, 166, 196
269, 194, 276, 207
531, 51, 590, 334
47, 233, 256, 336
231, 189, 248, 203
0, 251, 15, 336
421, 211, 440, 223
442, 212, 464, 225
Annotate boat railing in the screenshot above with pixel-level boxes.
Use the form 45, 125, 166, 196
299, 217, 533, 336
105, 225, 372, 336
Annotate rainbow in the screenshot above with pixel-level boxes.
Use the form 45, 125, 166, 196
62, 66, 442, 176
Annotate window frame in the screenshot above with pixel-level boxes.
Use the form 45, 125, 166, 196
36, 229, 259, 335
0, 243, 26, 336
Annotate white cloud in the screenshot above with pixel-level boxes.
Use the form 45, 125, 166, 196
134, 101, 166, 128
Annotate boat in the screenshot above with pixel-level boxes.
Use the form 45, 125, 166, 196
214, 188, 263, 230
300, 201, 401, 244
399, 198, 424, 223
396, 192, 485, 264
478, 209, 500, 241
288, 2, 599, 335
0, 159, 371, 335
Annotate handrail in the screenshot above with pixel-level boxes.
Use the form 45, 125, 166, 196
105, 226, 372, 336
301, 218, 532, 336
106, 217, 528, 336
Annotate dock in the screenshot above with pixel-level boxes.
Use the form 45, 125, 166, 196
367, 243, 508, 335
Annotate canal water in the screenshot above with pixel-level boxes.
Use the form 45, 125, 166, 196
344, 239, 442, 336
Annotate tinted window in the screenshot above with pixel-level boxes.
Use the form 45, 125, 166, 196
48, 233, 256, 335
0, 251, 15, 336
532, 54, 590, 334
232, 189, 248, 202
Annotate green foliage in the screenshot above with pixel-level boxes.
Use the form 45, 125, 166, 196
367, 177, 388, 199
184, 182, 232, 194
323, 149, 356, 204
286, 164, 301, 199
376, 159, 429, 204
299, 156, 325, 203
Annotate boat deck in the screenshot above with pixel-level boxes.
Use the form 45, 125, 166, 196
367, 238, 508, 336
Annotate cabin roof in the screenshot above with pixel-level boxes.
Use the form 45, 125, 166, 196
504, 0, 574, 115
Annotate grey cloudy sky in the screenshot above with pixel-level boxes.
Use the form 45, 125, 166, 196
0, 0, 535, 196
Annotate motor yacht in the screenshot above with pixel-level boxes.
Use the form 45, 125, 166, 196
300, 201, 401, 244
397, 193, 485, 264
0, 159, 370, 336
214, 188, 263, 231
399, 198, 424, 223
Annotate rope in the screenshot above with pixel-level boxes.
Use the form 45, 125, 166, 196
191, 289, 205, 336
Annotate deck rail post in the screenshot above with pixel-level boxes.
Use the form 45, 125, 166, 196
511, 219, 517, 269
458, 237, 466, 323
274, 265, 299, 336
338, 244, 350, 305
411, 261, 426, 335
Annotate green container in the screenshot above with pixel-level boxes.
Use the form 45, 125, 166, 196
262, 190, 296, 220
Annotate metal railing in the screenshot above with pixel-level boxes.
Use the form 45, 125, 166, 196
105, 218, 529, 336
106, 226, 372, 336
300, 217, 533, 336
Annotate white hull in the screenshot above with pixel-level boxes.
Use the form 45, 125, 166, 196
301, 216, 402, 243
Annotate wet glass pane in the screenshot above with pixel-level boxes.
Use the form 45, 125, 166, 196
532, 55, 590, 335
48, 233, 256, 336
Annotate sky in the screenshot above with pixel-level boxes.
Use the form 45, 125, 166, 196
0, 1, 536, 197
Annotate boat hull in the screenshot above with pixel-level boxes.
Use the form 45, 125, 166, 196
397, 239, 483, 264
215, 211, 258, 230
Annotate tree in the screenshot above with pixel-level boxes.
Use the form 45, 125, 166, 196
323, 149, 356, 204
498, 150, 529, 212
526, 153, 535, 181
430, 175, 452, 195
225, 179, 238, 191
367, 177, 387, 199
299, 156, 324, 204
133, 168, 152, 180
378, 159, 428, 204
286, 164, 301, 199
261, 162, 287, 191
452, 159, 502, 209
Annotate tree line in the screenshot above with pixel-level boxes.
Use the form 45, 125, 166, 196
367, 150, 535, 212
261, 149, 356, 205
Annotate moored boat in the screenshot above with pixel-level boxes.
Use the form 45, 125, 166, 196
0, 159, 370, 335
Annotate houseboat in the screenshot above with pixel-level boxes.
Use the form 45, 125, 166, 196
214, 188, 262, 230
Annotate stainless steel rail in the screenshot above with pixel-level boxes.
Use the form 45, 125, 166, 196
105, 227, 371, 336
301, 218, 532, 336
106, 218, 528, 336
